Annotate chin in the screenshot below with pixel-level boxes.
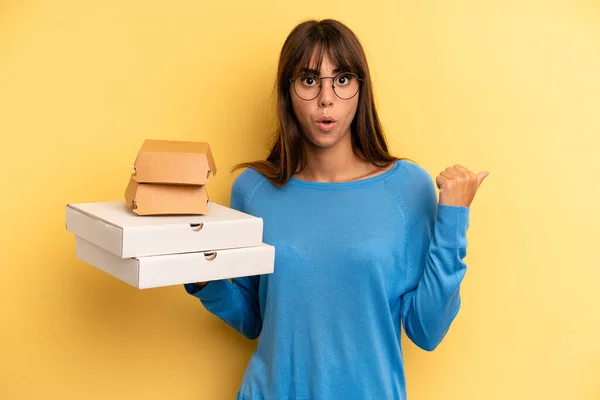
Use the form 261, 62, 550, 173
305, 127, 349, 149
306, 134, 342, 149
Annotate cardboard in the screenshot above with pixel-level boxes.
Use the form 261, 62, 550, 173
124, 176, 209, 215
65, 201, 264, 258
132, 139, 217, 185
74, 236, 275, 289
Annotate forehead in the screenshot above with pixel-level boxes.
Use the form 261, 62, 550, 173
308, 50, 335, 70
291, 38, 358, 78
297, 47, 347, 76
301, 56, 344, 76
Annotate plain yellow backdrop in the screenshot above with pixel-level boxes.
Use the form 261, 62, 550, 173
1, 0, 598, 399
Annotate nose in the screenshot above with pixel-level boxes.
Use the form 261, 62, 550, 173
318, 78, 335, 107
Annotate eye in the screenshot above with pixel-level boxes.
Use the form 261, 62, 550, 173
335, 73, 353, 86
300, 74, 319, 87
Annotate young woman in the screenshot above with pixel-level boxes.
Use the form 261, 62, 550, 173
184, 18, 488, 400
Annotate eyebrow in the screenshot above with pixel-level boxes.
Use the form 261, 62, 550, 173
300, 67, 345, 75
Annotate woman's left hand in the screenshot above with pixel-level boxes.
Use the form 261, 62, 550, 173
436, 164, 489, 207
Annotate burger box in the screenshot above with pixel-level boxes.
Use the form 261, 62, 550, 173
124, 176, 210, 216
132, 139, 217, 185
125, 139, 217, 215
65, 201, 264, 258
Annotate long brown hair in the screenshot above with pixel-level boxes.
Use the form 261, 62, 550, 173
234, 19, 411, 187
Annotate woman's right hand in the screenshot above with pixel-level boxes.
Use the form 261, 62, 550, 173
194, 281, 210, 290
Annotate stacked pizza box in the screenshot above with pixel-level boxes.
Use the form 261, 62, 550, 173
65, 139, 274, 289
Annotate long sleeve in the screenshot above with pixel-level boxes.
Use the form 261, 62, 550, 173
183, 170, 264, 340
400, 174, 470, 351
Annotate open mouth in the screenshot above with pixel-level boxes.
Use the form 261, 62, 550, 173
317, 116, 337, 124
316, 118, 337, 131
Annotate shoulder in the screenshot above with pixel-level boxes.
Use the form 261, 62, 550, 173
230, 167, 269, 212
232, 167, 267, 192
385, 160, 437, 217
387, 159, 436, 196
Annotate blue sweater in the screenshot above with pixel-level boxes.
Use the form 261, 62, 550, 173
184, 159, 469, 400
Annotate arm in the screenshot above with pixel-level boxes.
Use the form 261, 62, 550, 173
183, 171, 263, 340
184, 275, 261, 340
400, 175, 470, 351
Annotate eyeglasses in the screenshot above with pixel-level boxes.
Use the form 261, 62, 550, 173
289, 72, 363, 101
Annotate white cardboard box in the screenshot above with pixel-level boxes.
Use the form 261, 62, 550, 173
74, 236, 275, 289
65, 201, 263, 258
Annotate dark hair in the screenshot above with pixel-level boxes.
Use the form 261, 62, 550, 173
234, 19, 413, 187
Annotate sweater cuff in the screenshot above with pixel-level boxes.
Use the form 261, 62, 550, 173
434, 204, 470, 248
183, 279, 230, 301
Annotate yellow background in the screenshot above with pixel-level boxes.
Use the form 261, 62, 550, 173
1, 0, 598, 399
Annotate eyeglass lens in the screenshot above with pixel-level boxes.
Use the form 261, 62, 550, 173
293, 72, 360, 100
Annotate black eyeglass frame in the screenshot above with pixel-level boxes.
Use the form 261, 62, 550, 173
289, 71, 364, 101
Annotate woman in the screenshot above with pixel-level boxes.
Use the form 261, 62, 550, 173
184, 18, 488, 400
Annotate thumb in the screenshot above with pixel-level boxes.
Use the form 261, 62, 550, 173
476, 171, 489, 188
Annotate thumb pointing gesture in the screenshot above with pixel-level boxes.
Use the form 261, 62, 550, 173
436, 165, 489, 207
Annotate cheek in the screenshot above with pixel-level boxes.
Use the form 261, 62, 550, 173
291, 97, 312, 124
344, 100, 359, 123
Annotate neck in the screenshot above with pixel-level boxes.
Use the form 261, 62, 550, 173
297, 133, 368, 182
